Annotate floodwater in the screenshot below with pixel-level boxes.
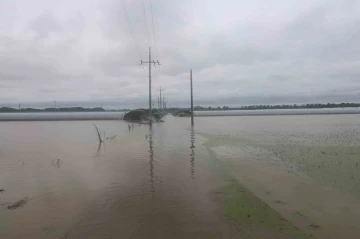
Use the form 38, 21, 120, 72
1, 115, 360, 239
0, 118, 240, 239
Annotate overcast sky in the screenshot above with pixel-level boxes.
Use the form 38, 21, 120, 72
1, 0, 360, 108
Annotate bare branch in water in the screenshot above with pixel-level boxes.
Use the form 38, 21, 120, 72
93, 124, 103, 143
106, 135, 116, 140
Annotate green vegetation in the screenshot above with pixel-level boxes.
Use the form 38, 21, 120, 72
172, 110, 191, 117
309, 223, 320, 229
202, 140, 308, 238
200, 131, 360, 198
7, 197, 29, 210
124, 109, 148, 121
124, 109, 165, 121
268, 144, 360, 198
219, 180, 308, 239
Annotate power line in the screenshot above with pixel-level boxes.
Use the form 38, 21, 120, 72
141, 0, 151, 46
120, 0, 142, 60
149, 0, 159, 60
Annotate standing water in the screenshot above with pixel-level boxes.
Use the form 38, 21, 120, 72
1, 115, 360, 239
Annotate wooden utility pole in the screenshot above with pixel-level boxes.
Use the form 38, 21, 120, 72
141, 47, 160, 122
190, 69, 194, 125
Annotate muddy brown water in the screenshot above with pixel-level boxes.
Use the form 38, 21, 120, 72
1, 115, 360, 239
0, 118, 236, 239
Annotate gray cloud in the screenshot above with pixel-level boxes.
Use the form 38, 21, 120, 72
28, 11, 62, 37
0, 0, 360, 108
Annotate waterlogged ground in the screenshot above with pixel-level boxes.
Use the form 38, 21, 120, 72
195, 114, 360, 238
196, 115, 360, 198
1, 115, 360, 238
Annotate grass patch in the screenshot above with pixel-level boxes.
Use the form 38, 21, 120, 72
309, 223, 320, 229
7, 197, 29, 210
274, 200, 287, 205
200, 133, 308, 238
219, 180, 308, 239
294, 211, 308, 219
200, 131, 360, 198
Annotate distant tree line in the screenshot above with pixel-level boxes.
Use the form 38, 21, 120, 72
1, 102, 359, 113
193, 102, 360, 111
0, 107, 106, 113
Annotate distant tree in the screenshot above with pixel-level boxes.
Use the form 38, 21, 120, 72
193, 103, 360, 111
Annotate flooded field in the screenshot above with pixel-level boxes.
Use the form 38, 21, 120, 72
1, 115, 360, 238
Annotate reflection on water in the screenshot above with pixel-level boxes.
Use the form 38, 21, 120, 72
95, 142, 102, 157
2, 115, 360, 239
0, 118, 239, 239
148, 124, 155, 196
190, 125, 196, 180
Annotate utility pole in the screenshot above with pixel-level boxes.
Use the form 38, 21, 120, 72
190, 69, 194, 125
141, 47, 160, 122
